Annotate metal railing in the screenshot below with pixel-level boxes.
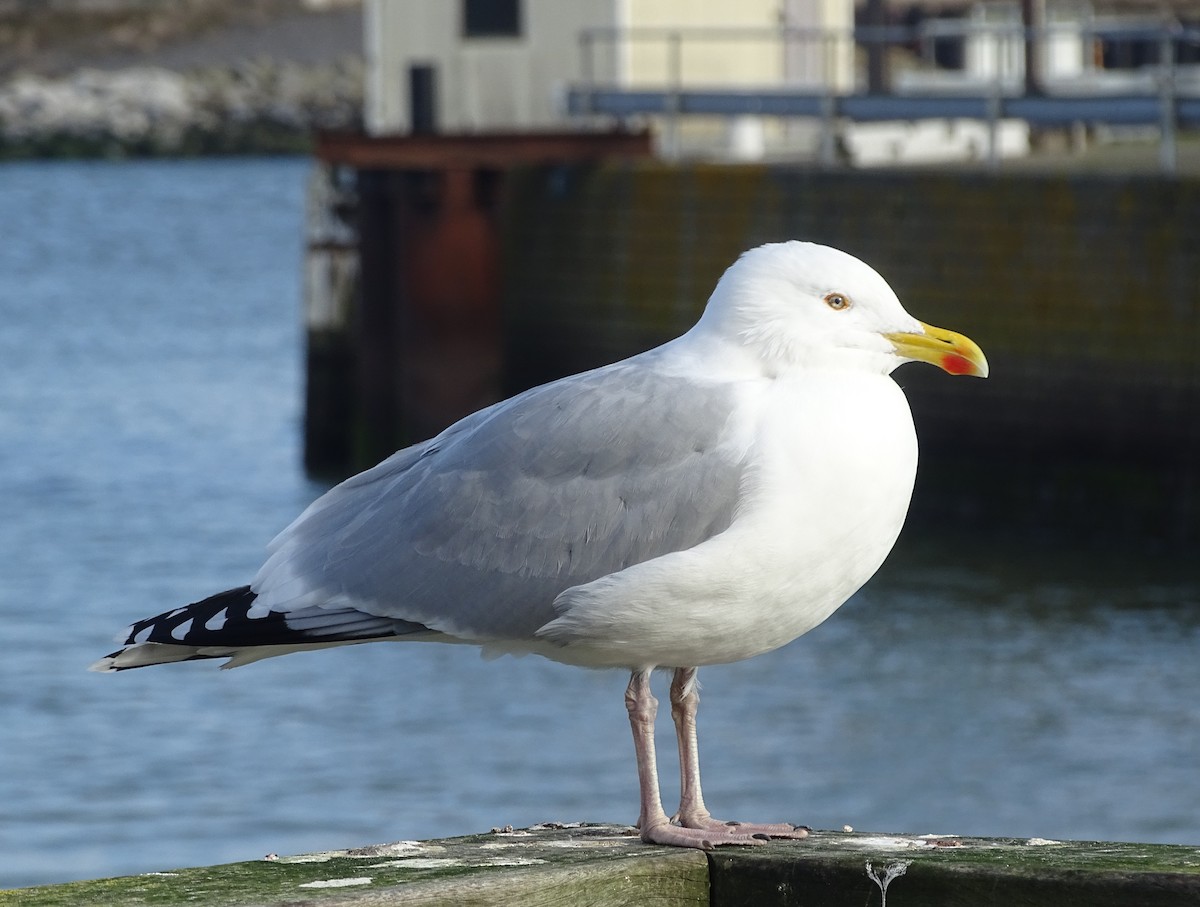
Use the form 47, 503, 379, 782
570, 22, 1200, 172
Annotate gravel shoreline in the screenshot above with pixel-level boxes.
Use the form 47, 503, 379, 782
0, 2, 363, 158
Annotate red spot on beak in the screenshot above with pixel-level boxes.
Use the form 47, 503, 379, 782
941, 353, 975, 376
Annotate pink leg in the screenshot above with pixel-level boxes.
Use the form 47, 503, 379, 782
625, 670, 804, 850
625, 670, 672, 838
625, 670, 736, 849
669, 667, 809, 841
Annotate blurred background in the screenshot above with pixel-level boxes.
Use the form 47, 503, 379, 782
1, 0, 1198, 891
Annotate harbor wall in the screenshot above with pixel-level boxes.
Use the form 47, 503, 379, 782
497, 163, 1200, 546
304, 159, 1200, 546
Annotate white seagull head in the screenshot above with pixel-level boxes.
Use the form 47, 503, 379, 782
696, 241, 988, 378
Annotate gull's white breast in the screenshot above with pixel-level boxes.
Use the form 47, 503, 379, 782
536, 368, 919, 669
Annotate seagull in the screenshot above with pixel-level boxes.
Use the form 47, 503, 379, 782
93, 241, 987, 849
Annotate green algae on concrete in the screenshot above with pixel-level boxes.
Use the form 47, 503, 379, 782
8, 827, 1200, 906
0, 824, 707, 907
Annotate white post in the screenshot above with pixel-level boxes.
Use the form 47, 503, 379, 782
579, 29, 594, 116
1158, 26, 1177, 176
666, 30, 682, 161
819, 30, 838, 166
987, 27, 1003, 170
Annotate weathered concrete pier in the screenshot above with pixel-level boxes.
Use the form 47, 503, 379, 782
7, 825, 1200, 905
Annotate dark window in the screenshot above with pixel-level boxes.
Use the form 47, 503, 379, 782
409, 65, 437, 134
463, 0, 521, 38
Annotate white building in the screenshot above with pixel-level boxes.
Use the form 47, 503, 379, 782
364, 0, 853, 158
367, 0, 1117, 163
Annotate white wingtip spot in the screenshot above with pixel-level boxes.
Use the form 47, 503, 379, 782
205, 608, 228, 632
170, 618, 193, 641
132, 626, 153, 644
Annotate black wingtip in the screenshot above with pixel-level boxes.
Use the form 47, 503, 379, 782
118, 586, 264, 648
98, 584, 420, 672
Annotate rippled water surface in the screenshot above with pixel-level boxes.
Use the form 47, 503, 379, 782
1, 158, 1197, 889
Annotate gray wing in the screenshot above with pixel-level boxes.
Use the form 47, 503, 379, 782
251, 358, 746, 641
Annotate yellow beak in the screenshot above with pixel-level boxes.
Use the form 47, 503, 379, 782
884, 321, 989, 378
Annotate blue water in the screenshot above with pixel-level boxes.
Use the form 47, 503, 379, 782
1, 158, 1198, 890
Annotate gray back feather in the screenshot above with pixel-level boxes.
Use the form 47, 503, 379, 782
254, 358, 745, 640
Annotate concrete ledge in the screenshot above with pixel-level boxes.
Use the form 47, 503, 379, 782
0, 824, 705, 907
6, 826, 1200, 906
709, 831, 1200, 907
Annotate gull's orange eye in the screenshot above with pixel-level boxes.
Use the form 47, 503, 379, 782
824, 293, 851, 311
